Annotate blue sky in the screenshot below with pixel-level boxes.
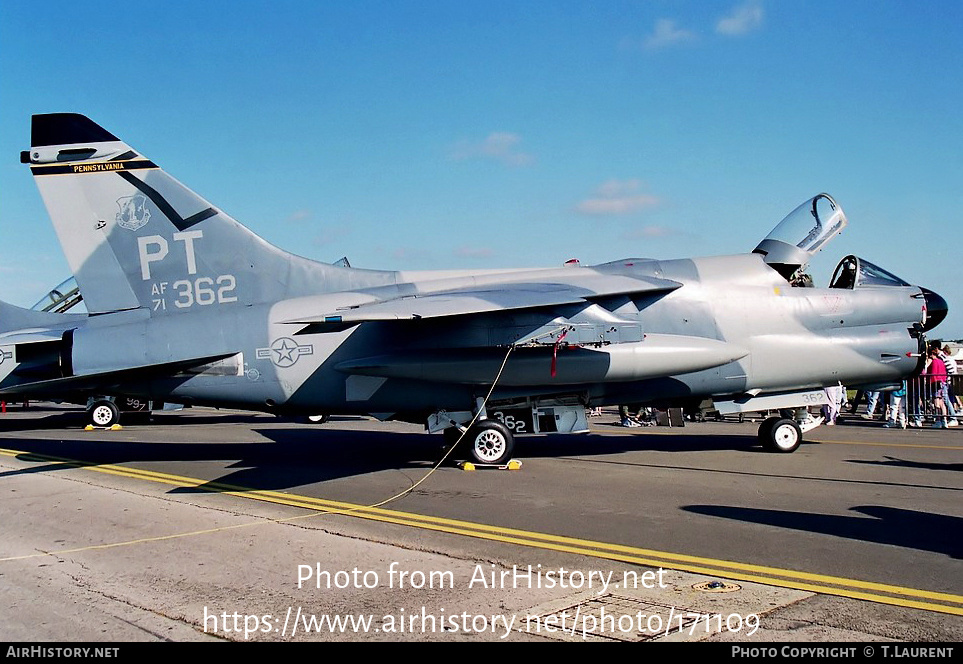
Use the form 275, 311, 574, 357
1, 1, 960, 337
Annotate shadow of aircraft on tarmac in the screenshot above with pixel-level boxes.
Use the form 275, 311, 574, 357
683, 504, 962, 559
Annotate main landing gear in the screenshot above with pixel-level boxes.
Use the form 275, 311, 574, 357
445, 419, 515, 466
87, 399, 121, 428
431, 400, 586, 465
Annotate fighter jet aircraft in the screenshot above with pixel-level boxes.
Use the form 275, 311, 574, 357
1, 113, 947, 461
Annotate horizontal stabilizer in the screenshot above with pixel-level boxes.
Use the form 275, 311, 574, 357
0, 329, 66, 345
0, 352, 236, 397
0, 299, 84, 337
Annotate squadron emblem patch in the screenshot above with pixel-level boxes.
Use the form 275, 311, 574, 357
116, 194, 152, 231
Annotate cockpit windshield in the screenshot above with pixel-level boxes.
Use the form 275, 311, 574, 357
753, 193, 848, 280
829, 255, 910, 290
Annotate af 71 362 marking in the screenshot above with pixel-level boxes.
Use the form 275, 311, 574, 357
138, 230, 237, 310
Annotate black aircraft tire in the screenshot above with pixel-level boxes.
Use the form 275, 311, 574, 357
466, 419, 514, 465
88, 400, 121, 428
762, 418, 802, 453
757, 416, 782, 445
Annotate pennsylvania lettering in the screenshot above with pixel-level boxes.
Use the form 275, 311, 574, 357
72, 161, 127, 173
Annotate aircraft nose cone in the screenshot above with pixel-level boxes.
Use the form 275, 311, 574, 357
921, 287, 948, 332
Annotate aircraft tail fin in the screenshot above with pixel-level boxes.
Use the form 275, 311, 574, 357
23, 114, 394, 315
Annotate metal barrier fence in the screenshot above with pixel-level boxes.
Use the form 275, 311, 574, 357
873, 373, 962, 424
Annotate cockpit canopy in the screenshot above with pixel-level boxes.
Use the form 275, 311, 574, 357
753, 193, 848, 280
828, 255, 947, 332
829, 255, 910, 290
31, 276, 83, 313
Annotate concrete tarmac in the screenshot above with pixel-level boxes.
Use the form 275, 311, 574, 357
0, 404, 960, 642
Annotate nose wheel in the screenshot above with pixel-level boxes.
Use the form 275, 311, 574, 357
758, 417, 802, 453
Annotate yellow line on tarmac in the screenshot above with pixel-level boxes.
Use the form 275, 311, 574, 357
2, 447, 962, 616
807, 438, 963, 450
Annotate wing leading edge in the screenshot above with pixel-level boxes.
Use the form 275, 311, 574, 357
281, 274, 681, 325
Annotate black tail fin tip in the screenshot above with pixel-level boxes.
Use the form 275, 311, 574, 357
31, 113, 119, 148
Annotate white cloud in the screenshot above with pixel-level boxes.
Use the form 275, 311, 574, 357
288, 209, 312, 222
311, 226, 350, 247
596, 179, 644, 198
454, 246, 494, 259
622, 226, 679, 239
716, 1, 764, 36
575, 180, 659, 217
642, 19, 697, 50
388, 247, 433, 261
450, 132, 535, 167
577, 196, 659, 216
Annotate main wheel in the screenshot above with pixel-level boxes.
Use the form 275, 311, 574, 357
88, 400, 121, 427
466, 419, 515, 465
762, 418, 802, 453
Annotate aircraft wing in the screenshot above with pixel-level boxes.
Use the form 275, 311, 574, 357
282, 274, 681, 324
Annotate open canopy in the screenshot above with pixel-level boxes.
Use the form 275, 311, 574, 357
753, 193, 848, 279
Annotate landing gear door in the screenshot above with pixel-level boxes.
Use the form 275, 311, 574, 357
753, 194, 848, 280
489, 404, 589, 435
